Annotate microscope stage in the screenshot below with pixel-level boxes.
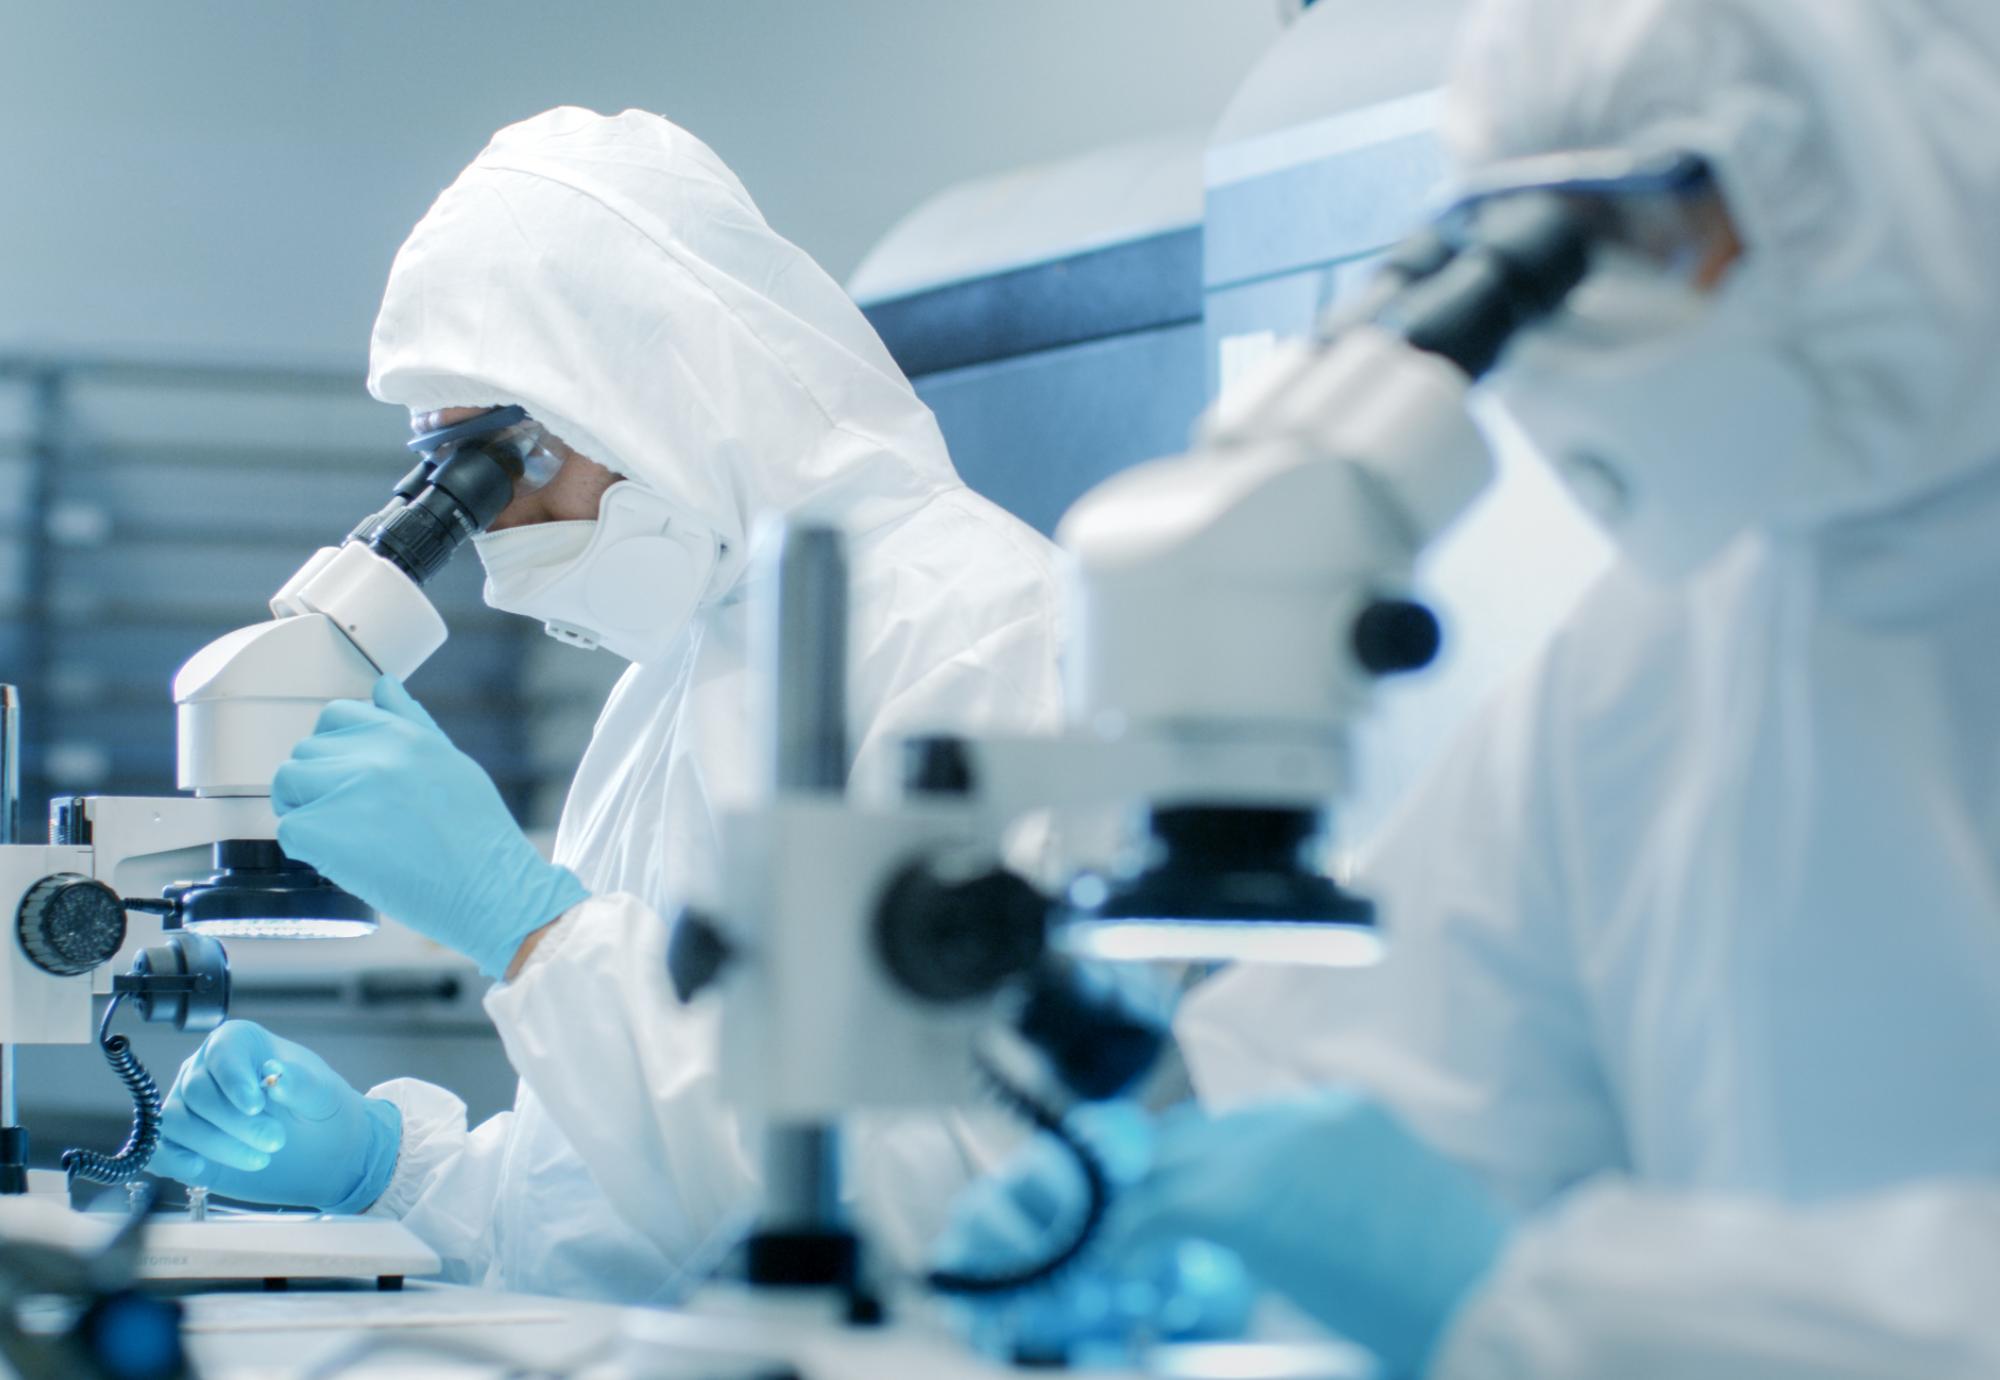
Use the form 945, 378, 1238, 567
134, 1211, 442, 1287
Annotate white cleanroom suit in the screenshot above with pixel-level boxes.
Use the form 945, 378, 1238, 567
1178, 0, 2000, 1374
360, 107, 1062, 1301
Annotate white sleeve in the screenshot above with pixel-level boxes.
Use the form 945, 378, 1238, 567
362, 1077, 511, 1287
1431, 1179, 2000, 1380
482, 892, 759, 1270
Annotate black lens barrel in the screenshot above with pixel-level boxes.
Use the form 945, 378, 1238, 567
1376, 192, 1596, 380
365, 443, 516, 584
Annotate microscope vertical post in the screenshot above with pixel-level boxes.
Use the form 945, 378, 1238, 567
757, 525, 850, 1242
1, 684, 17, 849
1, 686, 24, 1191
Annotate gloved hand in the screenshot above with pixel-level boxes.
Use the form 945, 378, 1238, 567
272, 674, 588, 978
932, 1102, 1256, 1365
151, 1020, 400, 1213
936, 1092, 1511, 1377
1106, 1091, 1514, 1377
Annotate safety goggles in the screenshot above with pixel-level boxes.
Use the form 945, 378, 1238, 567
1436, 150, 1736, 284
407, 405, 565, 500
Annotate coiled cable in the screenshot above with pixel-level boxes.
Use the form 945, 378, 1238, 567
924, 1054, 1111, 1297
62, 994, 163, 1186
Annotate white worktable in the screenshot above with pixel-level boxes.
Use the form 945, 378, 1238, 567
177, 1280, 1092, 1380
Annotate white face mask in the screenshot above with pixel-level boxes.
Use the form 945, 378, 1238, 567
1489, 254, 1835, 580
472, 480, 721, 664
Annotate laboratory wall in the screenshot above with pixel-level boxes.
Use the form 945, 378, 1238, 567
1, 1, 1281, 361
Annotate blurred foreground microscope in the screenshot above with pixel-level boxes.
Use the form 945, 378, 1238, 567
672, 160, 1711, 1364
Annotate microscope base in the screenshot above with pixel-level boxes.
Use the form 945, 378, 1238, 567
130, 1212, 441, 1288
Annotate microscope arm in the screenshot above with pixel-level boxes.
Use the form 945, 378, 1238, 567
172, 543, 447, 799
890, 325, 1493, 847
1052, 325, 1494, 810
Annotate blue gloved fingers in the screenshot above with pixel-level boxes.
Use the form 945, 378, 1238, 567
151, 1026, 390, 1214
1064, 1100, 1161, 1183
270, 767, 307, 815
933, 1105, 1159, 1284
1151, 1240, 1259, 1340
1008, 1165, 1081, 1233
273, 806, 398, 924
1089, 1090, 1515, 1379
1097, 1187, 1212, 1269
308, 696, 395, 737
1081, 1099, 1205, 1249
255, 665, 586, 976
273, 793, 363, 871
261, 1058, 344, 1123
177, 1073, 286, 1155
370, 674, 440, 730
285, 723, 386, 761
148, 1141, 211, 1187
192, 1022, 281, 1116
934, 1171, 1069, 1271
157, 1102, 272, 1173
1095, 1113, 1268, 1264
271, 758, 359, 815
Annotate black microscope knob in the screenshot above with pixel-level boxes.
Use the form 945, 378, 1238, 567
876, 861, 1047, 1004
666, 909, 735, 1003
17, 874, 128, 976
1352, 597, 1443, 676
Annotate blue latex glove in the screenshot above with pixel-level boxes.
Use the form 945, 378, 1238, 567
272, 674, 588, 979
936, 1093, 1511, 1377
932, 1102, 1256, 1365
1104, 1091, 1514, 1377
151, 1020, 400, 1213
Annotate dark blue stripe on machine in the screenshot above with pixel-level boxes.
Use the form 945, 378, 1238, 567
861, 226, 1205, 378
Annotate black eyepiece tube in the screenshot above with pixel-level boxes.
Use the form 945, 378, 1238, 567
362, 409, 528, 585
1377, 192, 1595, 380
365, 457, 511, 584
1321, 227, 1459, 340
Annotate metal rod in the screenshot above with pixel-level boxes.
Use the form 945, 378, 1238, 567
1, 684, 18, 847
760, 1123, 844, 1232
0, 686, 17, 1134
755, 523, 850, 1239
766, 524, 849, 795
22, 376, 60, 822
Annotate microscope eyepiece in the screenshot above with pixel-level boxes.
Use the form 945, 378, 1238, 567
364, 406, 535, 584
1375, 191, 1595, 380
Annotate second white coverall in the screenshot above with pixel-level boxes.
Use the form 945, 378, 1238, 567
1180, 0, 2000, 1373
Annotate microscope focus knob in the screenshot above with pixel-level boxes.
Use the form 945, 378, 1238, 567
667, 908, 735, 1004
876, 858, 1047, 1004
17, 874, 129, 976
1352, 597, 1442, 676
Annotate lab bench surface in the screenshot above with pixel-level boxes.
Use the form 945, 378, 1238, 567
177, 1279, 1116, 1379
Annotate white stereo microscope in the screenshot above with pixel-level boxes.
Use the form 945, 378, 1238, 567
0, 405, 542, 1283
664, 164, 1677, 1356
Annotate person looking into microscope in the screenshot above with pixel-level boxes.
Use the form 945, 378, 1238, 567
148, 106, 1065, 1301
